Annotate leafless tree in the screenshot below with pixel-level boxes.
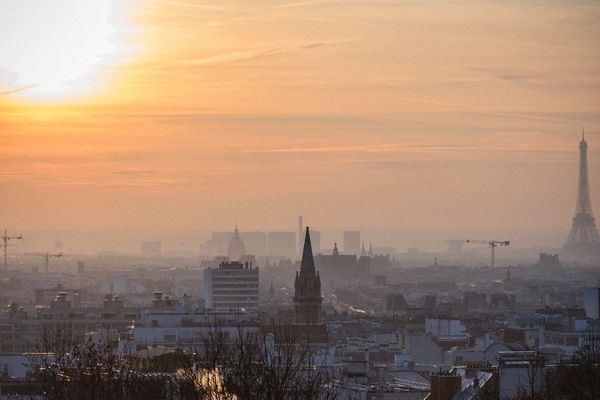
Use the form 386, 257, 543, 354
175, 322, 341, 400
509, 330, 600, 400
28, 325, 173, 400
541, 330, 600, 400
28, 322, 340, 400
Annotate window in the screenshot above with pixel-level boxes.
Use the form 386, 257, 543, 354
566, 337, 578, 346
164, 334, 176, 342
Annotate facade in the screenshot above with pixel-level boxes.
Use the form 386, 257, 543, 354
584, 287, 600, 319
425, 318, 467, 337
314, 244, 369, 282
294, 227, 322, 324
562, 133, 600, 261
497, 351, 546, 400
343, 230, 361, 255
203, 261, 259, 313
134, 292, 258, 350
0, 293, 140, 352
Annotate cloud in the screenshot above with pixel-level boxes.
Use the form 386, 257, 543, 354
180, 47, 283, 66
176, 38, 358, 67
470, 68, 539, 85
151, 0, 228, 12
244, 142, 475, 155
109, 169, 157, 176
249, 0, 332, 11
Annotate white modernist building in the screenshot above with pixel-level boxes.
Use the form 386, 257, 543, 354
203, 261, 259, 313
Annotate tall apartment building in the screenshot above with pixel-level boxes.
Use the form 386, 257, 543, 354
310, 230, 321, 254
203, 261, 259, 313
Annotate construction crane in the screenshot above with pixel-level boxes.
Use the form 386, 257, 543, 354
26, 252, 63, 273
2, 229, 23, 269
463, 240, 510, 269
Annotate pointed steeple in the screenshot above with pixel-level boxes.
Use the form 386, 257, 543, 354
361, 241, 366, 256
368, 241, 373, 257
300, 226, 316, 275
333, 242, 339, 256
294, 226, 322, 324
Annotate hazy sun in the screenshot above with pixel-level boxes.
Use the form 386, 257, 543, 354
0, 0, 131, 101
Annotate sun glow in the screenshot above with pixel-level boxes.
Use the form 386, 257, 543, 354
0, 0, 132, 101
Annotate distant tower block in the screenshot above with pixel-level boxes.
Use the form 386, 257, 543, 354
562, 131, 600, 261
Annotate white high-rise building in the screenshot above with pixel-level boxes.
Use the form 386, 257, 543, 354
203, 261, 259, 313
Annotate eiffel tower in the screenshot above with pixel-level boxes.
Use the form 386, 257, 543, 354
562, 131, 600, 261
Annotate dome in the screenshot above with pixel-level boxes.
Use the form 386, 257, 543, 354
227, 225, 246, 260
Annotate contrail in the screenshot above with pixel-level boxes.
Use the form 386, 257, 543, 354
0, 84, 37, 96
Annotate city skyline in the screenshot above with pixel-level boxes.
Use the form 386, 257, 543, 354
1, 1, 599, 233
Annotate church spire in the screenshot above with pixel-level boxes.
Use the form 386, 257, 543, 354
333, 242, 339, 256
361, 241, 366, 256
299, 226, 316, 275
294, 226, 322, 324
368, 241, 373, 257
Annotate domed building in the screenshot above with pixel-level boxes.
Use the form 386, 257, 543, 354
227, 225, 246, 261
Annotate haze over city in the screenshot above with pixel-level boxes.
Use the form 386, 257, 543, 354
2, 0, 599, 245
1, 2, 600, 399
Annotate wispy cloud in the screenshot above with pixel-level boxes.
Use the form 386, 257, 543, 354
151, 0, 228, 12
180, 47, 283, 66
109, 169, 157, 176
176, 38, 358, 67
0, 85, 37, 96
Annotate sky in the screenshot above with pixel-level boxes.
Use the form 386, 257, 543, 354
1, 0, 600, 238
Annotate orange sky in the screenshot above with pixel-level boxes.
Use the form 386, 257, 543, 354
1, 0, 599, 233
